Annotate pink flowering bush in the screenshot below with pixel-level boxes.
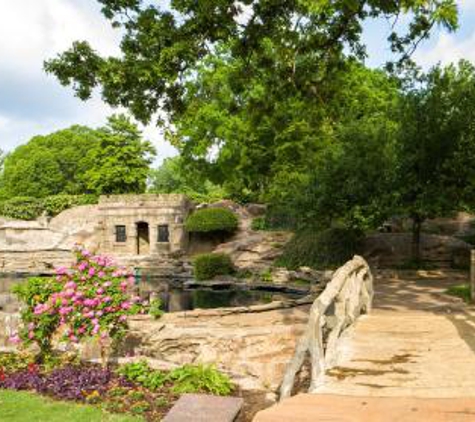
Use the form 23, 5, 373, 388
12, 246, 144, 359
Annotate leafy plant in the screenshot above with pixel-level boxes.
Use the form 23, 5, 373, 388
130, 401, 151, 414
148, 298, 164, 320
168, 364, 233, 396
0, 352, 36, 374
446, 284, 471, 303
41, 194, 98, 216
116, 361, 167, 391
0, 197, 43, 220
0, 365, 114, 402
12, 277, 63, 355
192, 253, 234, 281
251, 217, 267, 231
185, 208, 238, 234
12, 247, 145, 363
260, 269, 273, 283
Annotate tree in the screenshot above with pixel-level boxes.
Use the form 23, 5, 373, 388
0, 116, 155, 199
44, 1, 458, 199
252, 64, 401, 230
0, 148, 4, 172
0, 127, 98, 198
148, 156, 227, 202
84, 114, 156, 194
397, 60, 475, 261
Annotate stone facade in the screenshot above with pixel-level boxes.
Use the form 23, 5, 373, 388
0, 194, 192, 274
97, 194, 191, 257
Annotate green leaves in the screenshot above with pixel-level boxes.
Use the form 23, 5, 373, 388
0, 115, 155, 199
396, 60, 475, 222
44, 0, 458, 127
185, 208, 238, 233
84, 114, 156, 195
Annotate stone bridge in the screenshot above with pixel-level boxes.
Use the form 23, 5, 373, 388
255, 260, 475, 421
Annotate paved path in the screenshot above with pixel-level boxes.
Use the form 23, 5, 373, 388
254, 270, 475, 421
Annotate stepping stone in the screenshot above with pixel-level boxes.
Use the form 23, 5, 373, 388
163, 394, 243, 422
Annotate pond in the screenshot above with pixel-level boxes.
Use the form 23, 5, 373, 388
0, 275, 306, 313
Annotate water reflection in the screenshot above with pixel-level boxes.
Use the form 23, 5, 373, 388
0, 275, 303, 313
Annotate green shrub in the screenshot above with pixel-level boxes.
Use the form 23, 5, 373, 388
276, 228, 362, 270
117, 360, 168, 391
168, 364, 233, 396
148, 298, 164, 319
0, 194, 99, 220
185, 208, 238, 234
446, 284, 471, 303
251, 216, 269, 231
42, 194, 98, 216
193, 253, 234, 281
0, 197, 43, 220
12, 277, 63, 355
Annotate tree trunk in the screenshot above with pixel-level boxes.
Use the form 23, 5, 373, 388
411, 216, 423, 263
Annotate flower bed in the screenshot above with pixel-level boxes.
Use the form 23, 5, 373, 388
0, 352, 234, 421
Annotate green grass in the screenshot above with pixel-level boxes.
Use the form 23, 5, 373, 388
446, 284, 471, 303
0, 389, 142, 422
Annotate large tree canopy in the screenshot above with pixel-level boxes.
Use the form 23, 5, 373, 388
85, 114, 156, 194
45, 0, 457, 124
396, 60, 475, 259
1, 126, 98, 198
44, 0, 457, 200
0, 115, 156, 198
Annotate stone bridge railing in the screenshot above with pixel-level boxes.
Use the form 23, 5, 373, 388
280, 255, 373, 400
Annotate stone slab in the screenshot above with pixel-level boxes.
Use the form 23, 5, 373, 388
253, 394, 475, 422
163, 394, 243, 422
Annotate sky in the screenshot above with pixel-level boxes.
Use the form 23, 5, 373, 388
0, 1, 475, 162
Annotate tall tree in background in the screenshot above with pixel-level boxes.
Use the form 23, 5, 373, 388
148, 156, 227, 202
44, 0, 458, 199
0, 116, 155, 198
396, 60, 475, 261
0, 127, 98, 198
84, 114, 156, 194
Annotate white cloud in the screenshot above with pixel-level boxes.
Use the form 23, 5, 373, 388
0, 0, 120, 78
0, 0, 174, 163
413, 0, 475, 69
414, 31, 475, 69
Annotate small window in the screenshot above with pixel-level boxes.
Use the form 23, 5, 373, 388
115, 225, 127, 242
157, 225, 170, 243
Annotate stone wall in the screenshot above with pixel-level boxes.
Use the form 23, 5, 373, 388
0, 250, 74, 274
0, 195, 192, 275
363, 233, 471, 268
124, 304, 310, 392
98, 194, 191, 257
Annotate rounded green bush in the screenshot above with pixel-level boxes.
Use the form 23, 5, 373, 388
0, 197, 43, 220
0, 194, 99, 220
185, 208, 238, 234
42, 194, 98, 216
276, 228, 362, 270
193, 253, 234, 281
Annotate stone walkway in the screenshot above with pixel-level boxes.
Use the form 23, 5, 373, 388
255, 270, 475, 421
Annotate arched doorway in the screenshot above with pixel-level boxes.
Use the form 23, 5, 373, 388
136, 222, 150, 255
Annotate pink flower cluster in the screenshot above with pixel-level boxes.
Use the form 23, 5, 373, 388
23, 246, 144, 345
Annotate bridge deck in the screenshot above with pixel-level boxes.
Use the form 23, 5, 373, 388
254, 270, 475, 421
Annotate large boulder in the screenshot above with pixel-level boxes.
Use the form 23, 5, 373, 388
124, 305, 309, 392
363, 233, 471, 268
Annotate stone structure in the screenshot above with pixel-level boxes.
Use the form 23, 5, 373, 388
0, 194, 191, 274
97, 194, 191, 257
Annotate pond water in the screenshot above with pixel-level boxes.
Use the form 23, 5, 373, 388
0, 275, 305, 313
